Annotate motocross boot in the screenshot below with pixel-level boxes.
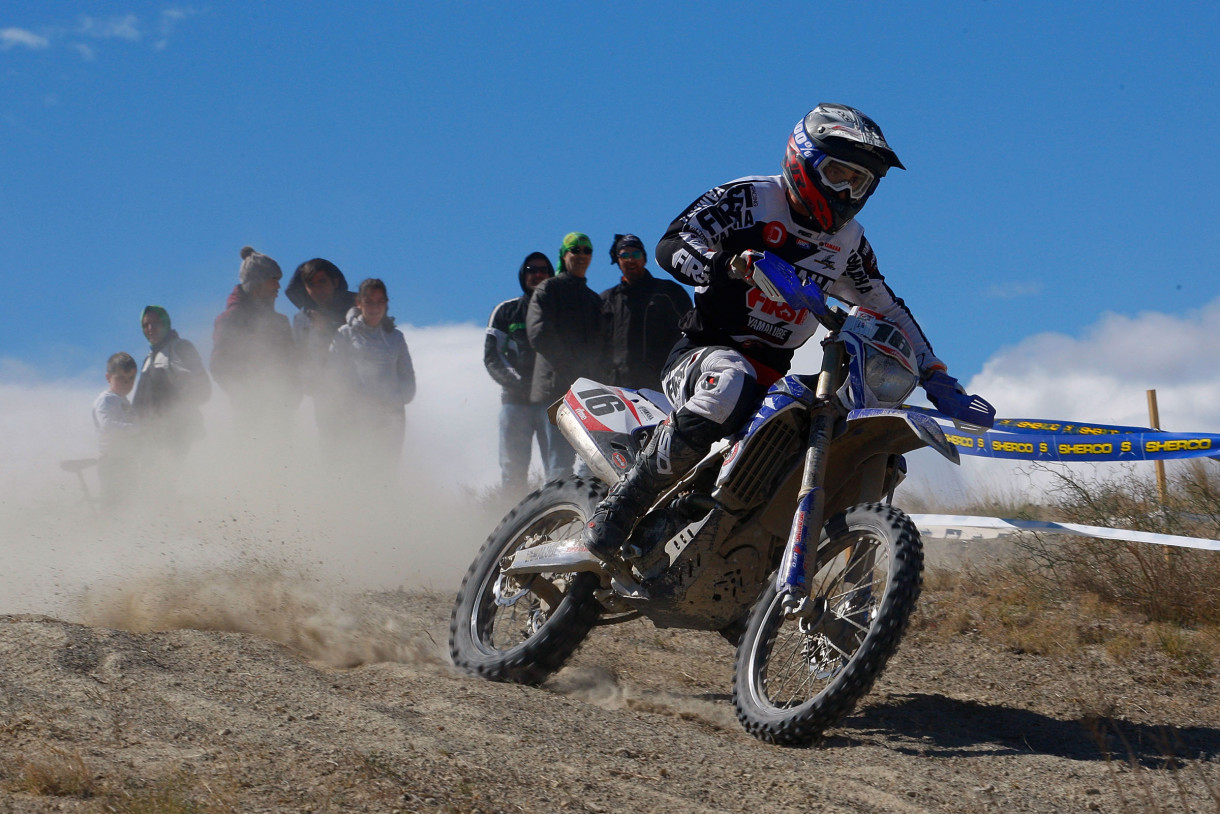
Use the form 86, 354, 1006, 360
582, 418, 708, 560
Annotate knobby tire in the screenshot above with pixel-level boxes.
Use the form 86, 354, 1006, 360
449, 476, 607, 686
732, 502, 923, 746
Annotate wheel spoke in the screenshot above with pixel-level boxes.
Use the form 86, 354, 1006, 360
755, 529, 895, 710
474, 506, 587, 653
734, 504, 923, 746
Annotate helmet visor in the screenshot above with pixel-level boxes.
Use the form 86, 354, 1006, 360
815, 156, 875, 201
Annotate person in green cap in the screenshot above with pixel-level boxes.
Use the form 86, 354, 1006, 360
132, 305, 212, 462
525, 232, 606, 479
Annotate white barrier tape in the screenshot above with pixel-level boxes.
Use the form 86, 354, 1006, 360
909, 514, 1220, 553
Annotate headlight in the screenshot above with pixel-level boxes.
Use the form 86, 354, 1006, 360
863, 348, 918, 406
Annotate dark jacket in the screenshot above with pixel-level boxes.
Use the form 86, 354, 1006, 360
526, 271, 605, 404
211, 285, 301, 414
600, 269, 692, 390
485, 252, 550, 404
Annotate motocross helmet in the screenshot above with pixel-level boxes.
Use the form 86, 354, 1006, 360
782, 103, 905, 234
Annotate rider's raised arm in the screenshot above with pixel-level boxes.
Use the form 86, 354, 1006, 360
655, 181, 760, 288
825, 235, 947, 376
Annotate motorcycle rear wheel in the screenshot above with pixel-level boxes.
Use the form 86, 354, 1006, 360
449, 476, 607, 686
732, 502, 923, 746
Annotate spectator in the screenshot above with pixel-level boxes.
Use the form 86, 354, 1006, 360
284, 258, 356, 455
600, 233, 692, 390
329, 278, 416, 475
526, 232, 605, 480
132, 305, 212, 461
210, 246, 301, 439
91, 352, 139, 506
485, 251, 554, 494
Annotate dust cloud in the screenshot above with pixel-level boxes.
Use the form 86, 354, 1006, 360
0, 320, 1068, 662
0, 326, 526, 663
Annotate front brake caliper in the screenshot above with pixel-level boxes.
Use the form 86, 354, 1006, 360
493, 573, 534, 607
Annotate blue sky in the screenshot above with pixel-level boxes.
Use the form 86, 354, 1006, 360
3, 1, 1219, 389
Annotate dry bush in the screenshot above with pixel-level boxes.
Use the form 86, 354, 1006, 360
917, 461, 1220, 675
919, 562, 1107, 656
4, 747, 97, 797
1015, 461, 1220, 627
106, 771, 238, 814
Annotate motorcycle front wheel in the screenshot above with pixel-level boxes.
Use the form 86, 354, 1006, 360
449, 476, 608, 686
732, 502, 923, 746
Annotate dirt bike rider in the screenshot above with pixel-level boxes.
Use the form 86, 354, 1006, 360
583, 103, 976, 560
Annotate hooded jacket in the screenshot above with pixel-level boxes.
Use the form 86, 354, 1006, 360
484, 252, 552, 404
285, 266, 359, 340
285, 266, 359, 390
330, 309, 416, 412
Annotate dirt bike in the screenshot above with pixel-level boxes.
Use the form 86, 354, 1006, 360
450, 253, 995, 746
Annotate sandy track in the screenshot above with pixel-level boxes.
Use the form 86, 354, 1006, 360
2, 584, 1218, 813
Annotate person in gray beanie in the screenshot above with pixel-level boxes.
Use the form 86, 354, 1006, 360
210, 246, 301, 439
238, 245, 283, 292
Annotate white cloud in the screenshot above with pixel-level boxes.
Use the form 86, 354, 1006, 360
890, 294, 1220, 512
77, 14, 141, 41
3, 11, 199, 59
987, 280, 1044, 299
160, 7, 195, 34
968, 295, 1220, 432
0, 27, 49, 50
155, 7, 196, 49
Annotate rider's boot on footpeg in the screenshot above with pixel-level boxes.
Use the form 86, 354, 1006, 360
583, 418, 705, 561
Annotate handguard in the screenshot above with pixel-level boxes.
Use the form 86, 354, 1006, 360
748, 252, 829, 317
923, 370, 996, 429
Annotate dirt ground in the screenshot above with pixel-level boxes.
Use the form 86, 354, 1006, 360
2, 448, 1218, 813
2, 575, 1219, 814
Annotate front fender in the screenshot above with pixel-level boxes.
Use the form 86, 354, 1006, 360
844, 408, 960, 464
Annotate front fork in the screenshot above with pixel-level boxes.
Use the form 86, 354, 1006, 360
775, 343, 845, 618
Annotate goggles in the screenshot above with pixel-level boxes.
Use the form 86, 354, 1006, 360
815, 156, 875, 201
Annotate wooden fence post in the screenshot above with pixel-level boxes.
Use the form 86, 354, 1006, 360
1146, 389, 1168, 506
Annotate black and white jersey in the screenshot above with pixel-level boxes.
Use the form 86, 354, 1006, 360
655, 174, 943, 377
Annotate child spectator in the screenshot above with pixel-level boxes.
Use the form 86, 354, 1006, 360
91, 352, 139, 506
329, 278, 416, 475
